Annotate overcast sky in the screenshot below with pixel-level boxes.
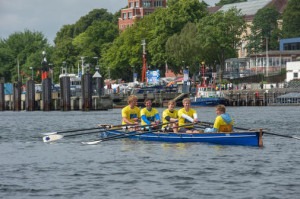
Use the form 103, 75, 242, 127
0, 0, 219, 44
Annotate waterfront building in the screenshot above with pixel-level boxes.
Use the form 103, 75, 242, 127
286, 61, 300, 82
224, 48, 300, 79
275, 93, 300, 105
118, 0, 167, 31
280, 37, 300, 51
209, 0, 288, 58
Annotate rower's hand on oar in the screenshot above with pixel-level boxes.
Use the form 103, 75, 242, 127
98, 124, 114, 129
148, 121, 160, 129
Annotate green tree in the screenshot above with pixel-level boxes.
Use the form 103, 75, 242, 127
197, 8, 246, 79
282, 0, 300, 38
100, 26, 143, 81
73, 20, 118, 59
53, 9, 118, 80
0, 30, 51, 83
72, 9, 115, 36
101, 0, 208, 81
165, 22, 201, 74
147, 0, 207, 68
246, 7, 280, 54
52, 24, 78, 82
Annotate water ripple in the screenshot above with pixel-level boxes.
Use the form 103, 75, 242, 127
1, 108, 300, 198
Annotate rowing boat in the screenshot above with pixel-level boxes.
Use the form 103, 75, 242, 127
101, 129, 263, 147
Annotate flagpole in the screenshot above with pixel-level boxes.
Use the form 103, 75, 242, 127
17, 58, 20, 81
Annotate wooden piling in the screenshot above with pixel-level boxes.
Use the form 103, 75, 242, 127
264, 92, 267, 106
25, 80, 35, 111
13, 82, 22, 111
0, 82, 5, 111
60, 76, 71, 111
42, 78, 52, 111
82, 73, 92, 111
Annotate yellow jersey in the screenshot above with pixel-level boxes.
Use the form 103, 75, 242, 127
140, 107, 159, 126
162, 109, 178, 128
213, 113, 234, 131
178, 108, 197, 129
121, 105, 140, 125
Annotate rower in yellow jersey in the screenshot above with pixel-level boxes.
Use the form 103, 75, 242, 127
162, 100, 178, 132
121, 95, 140, 126
178, 98, 201, 133
140, 98, 161, 129
204, 104, 234, 133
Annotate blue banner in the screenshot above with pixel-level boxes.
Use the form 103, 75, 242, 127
146, 70, 160, 84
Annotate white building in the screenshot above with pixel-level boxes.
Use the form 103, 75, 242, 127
286, 61, 300, 82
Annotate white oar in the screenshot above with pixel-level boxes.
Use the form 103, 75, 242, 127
43, 131, 101, 143
82, 122, 172, 145
42, 127, 126, 143
41, 123, 137, 136
41, 126, 106, 136
43, 134, 64, 142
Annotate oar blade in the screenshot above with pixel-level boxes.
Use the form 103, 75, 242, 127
43, 134, 64, 143
41, 132, 58, 136
81, 140, 102, 145
293, 136, 300, 140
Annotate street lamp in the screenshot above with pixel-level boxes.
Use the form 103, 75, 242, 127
49, 63, 54, 84
131, 65, 135, 82
93, 57, 99, 74
80, 56, 85, 75
93, 57, 98, 65
201, 61, 206, 86
29, 67, 33, 80
62, 61, 67, 75
266, 36, 269, 77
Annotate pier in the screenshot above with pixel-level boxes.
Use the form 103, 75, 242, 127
1, 92, 113, 111
0, 76, 112, 111
222, 88, 300, 106
1, 80, 300, 111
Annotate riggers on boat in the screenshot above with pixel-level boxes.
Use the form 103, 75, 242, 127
101, 129, 264, 147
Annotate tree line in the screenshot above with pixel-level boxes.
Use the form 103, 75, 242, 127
0, 0, 299, 83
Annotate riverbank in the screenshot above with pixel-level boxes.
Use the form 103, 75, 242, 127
1, 87, 300, 111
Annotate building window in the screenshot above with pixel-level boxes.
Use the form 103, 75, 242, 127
284, 42, 300, 50
122, 13, 127, 19
128, 12, 132, 19
294, 72, 298, 78
142, 0, 151, 7
130, 2, 134, 8
154, 0, 163, 7
135, 1, 139, 7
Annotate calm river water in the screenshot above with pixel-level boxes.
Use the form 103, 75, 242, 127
1, 106, 300, 199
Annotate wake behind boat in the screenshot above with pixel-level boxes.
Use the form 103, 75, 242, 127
101, 129, 263, 147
